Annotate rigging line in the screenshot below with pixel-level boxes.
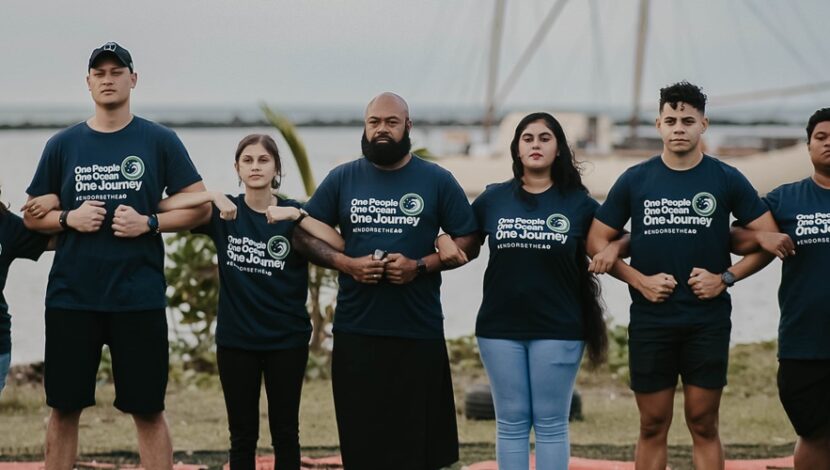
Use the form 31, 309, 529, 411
789, 0, 830, 60
494, 0, 571, 107
483, 0, 507, 140
742, 0, 825, 80
724, 0, 758, 83
556, 8, 594, 107
674, 0, 706, 85
588, 0, 609, 105
710, 81, 830, 107
456, 8, 494, 106
407, 1, 459, 100
443, 5, 486, 107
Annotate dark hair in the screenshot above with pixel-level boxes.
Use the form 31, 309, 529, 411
0, 186, 8, 216
510, 112, 586, 193
576, 239, 608, 367
235, 134, 283, 189
509, 113, 607, 366
659, 81, 707, 115
806, 108, 830, 141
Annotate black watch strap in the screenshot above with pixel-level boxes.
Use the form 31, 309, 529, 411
59, 210, 70, 230
147, 213, 160, 234
416, 258, 427, 276
721, 270, 736, 287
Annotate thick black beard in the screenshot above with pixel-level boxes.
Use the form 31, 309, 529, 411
362, 130, 412, 166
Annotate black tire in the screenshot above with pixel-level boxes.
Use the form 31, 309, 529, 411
464, 383, 495, 420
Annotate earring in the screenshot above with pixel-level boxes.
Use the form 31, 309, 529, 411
237, 177, 242, 187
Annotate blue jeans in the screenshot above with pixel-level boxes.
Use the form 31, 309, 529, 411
0, 351, 10, 396
478, 338, 583, 470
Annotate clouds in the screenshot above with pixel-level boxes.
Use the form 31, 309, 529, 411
1, 0, 828, 114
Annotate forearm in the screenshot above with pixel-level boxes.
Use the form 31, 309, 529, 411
728, 251, 775, 282
609, 233, 631, 258
298, 217, 345, 252
608, 258, 644, 289
292, 226, 346, 270
158, 205, 211, 232
586, 233, 611, 257
730, 226, 760, 255
23, 209, 63, 234
453, 234, 481, 261
157, 192, 217, 212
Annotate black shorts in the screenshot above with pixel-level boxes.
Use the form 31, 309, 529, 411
332, 331, 459, 470
45, 308, 169, 414
628, 321, 731, 393
778, 359, 830, 438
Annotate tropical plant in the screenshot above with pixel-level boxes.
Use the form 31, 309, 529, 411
165, 233, 220, 376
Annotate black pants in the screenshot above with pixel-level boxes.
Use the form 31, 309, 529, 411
217, 345, 309, 470
332, 332, 459, 470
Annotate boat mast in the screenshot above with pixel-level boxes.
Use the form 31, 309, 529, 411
629, 0, 650, 142
483, 0, 507, 144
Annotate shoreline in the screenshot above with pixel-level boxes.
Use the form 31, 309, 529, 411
0, 117, 806, 131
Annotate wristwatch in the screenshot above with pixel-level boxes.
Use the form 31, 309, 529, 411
59, 210, 71, 230
721, 270, 736, 287
147, 213, 160, 234
416, 258, 427, 276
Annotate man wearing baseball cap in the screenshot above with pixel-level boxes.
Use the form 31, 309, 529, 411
23, 42, 209, 469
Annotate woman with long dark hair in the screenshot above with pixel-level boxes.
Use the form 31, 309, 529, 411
157, 133, 342, 469
440, 112, 615, 468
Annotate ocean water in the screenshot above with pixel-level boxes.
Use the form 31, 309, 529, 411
0, 126, 783, 365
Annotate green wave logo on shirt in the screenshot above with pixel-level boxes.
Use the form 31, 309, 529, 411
267, 235, 291, 260
399, 193, 424, 216
692, 192, 717, 217
546, 214, 570, 233
121, 156, 145, 181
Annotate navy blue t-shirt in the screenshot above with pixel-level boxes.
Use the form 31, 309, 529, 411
473, 181, 599, 340
193, 195, 311, 350
0, 212, 49, 353
305, 155, 477, 339
764, 178, 830, 359
595, 155, 767, 325
26, 117, 202, 312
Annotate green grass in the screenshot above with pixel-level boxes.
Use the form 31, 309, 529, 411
0, 341, 797, 467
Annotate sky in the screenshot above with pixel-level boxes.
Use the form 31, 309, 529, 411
2, 0, 829, 117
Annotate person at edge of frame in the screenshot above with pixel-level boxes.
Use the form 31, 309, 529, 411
731, 107, 830, 470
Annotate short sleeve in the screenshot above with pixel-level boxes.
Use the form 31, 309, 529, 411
8, 213, 48, 261
471, 191, 489, 233
26, 137, 63, 197
161, 130, 202, 195
305, 169, 341, 227
594, 171, 632, 230
727, 167, 767, 225
582, 194, 601, 230
437, 171, 477, 237
191, 204, 220, 239
762, 185, 782, 218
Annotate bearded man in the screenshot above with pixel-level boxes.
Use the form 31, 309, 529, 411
295, 92, 479, 469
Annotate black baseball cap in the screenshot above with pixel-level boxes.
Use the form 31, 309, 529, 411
88, 42, 134, 72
